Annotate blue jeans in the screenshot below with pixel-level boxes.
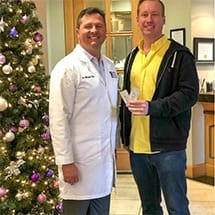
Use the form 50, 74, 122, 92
130, 150, 190, 215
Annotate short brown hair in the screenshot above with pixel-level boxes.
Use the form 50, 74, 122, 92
137, 0, 165, 16
76, 7, 106, 28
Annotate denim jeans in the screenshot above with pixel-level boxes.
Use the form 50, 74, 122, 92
130, 150, 190, 215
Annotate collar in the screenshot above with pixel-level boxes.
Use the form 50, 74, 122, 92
77, 44, 102, 63
138, 35, 168, 54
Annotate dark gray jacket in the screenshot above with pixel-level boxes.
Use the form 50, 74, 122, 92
120, 40, 199, 151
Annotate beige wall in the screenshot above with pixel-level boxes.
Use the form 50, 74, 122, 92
192, 0, 215, 83
163, 0, 191, 48
34, 0, 65, 73
45, 0, 65, 72
34, 0, 48, 73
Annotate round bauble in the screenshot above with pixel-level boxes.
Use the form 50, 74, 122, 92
0, 54, 6, 64
37, 193, 46, 203
19, 118, 30, 128
53, 180, 59, 189
15, 192, 23, 201
55, 202, 63, 213
10, 125, 18, 134
0, 97, 8, 111
20, 15, 29, 24
0, 187, 7, 197
27, 65, 36, 73
9, 84, 17, 92
41, 130, 51, 141
5, 131, 15, 142
46, 169, 54, 178
33, 32, 43, 43
2, 64, 13, 74
34, 86, 41, 93
30, 172, 40, 182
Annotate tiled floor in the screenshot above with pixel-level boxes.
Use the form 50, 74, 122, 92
110, 173, 215, 215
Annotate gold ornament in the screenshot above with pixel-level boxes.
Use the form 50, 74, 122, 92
31, 57, 39, 65
0, 96, 8, 111
4, 131, 15, 142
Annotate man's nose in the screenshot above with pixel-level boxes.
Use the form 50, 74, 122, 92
146, 15, 153, 21
90, 26, 97, 32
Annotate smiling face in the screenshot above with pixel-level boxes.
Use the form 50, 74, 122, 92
137, 0, 165, 41
76, 13, 106, 58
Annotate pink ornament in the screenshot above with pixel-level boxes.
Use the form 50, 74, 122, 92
34, 86, 41, 93
9, 84, 17, 92
30, 172, 40, 182
19, 118, 30, 128
55, 202, 63, 213
33, 32, 43, 43
10, 126, 18, 134
53, 180, 59, 189
41, 130, 51, 141
42, 113, 49, 125
0, 54, 6, 64
20, 15, 29, 24
0, 187, 7, 197
37, 193, 47, 203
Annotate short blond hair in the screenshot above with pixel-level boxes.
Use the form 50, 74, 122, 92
137, 0, 165, 16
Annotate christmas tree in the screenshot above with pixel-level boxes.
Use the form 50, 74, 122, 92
0, 0, 61, 214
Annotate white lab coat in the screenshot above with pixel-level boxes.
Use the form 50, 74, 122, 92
49, 44, 118, 200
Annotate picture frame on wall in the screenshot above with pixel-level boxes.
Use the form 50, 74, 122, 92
170, 28, 186, 46
193, 37, 215, 64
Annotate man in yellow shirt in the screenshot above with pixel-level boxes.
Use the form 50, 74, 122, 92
120, 0, 199, 214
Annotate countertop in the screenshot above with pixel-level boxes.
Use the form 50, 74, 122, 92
198, 92, 214, 103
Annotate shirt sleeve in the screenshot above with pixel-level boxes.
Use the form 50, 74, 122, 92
49, 61, 78, 165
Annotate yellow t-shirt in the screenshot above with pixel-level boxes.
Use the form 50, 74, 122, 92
129, 35, 170, 153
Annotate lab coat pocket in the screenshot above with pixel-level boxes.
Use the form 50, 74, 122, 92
74, 138, 102, 164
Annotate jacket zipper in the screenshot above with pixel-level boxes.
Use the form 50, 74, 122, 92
156, 51, 177, 88
122, 50, 136, 146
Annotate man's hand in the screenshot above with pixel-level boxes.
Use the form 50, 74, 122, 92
62, 163, 79, 185
127, 100, 149, 115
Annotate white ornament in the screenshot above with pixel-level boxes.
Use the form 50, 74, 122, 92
27, 65, 36, 73
5, 131, 15, 142
2, 64, 13, 75
15, 192, 23, 201
0, 17, 8, 33
0, 96, 8, 111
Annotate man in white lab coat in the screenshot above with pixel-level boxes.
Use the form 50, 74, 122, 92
49, 7, 118, 215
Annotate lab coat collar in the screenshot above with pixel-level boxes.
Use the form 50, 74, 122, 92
74, 44, 115, 86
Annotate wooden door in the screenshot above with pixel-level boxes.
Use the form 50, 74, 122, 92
202, 102, 215, 177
